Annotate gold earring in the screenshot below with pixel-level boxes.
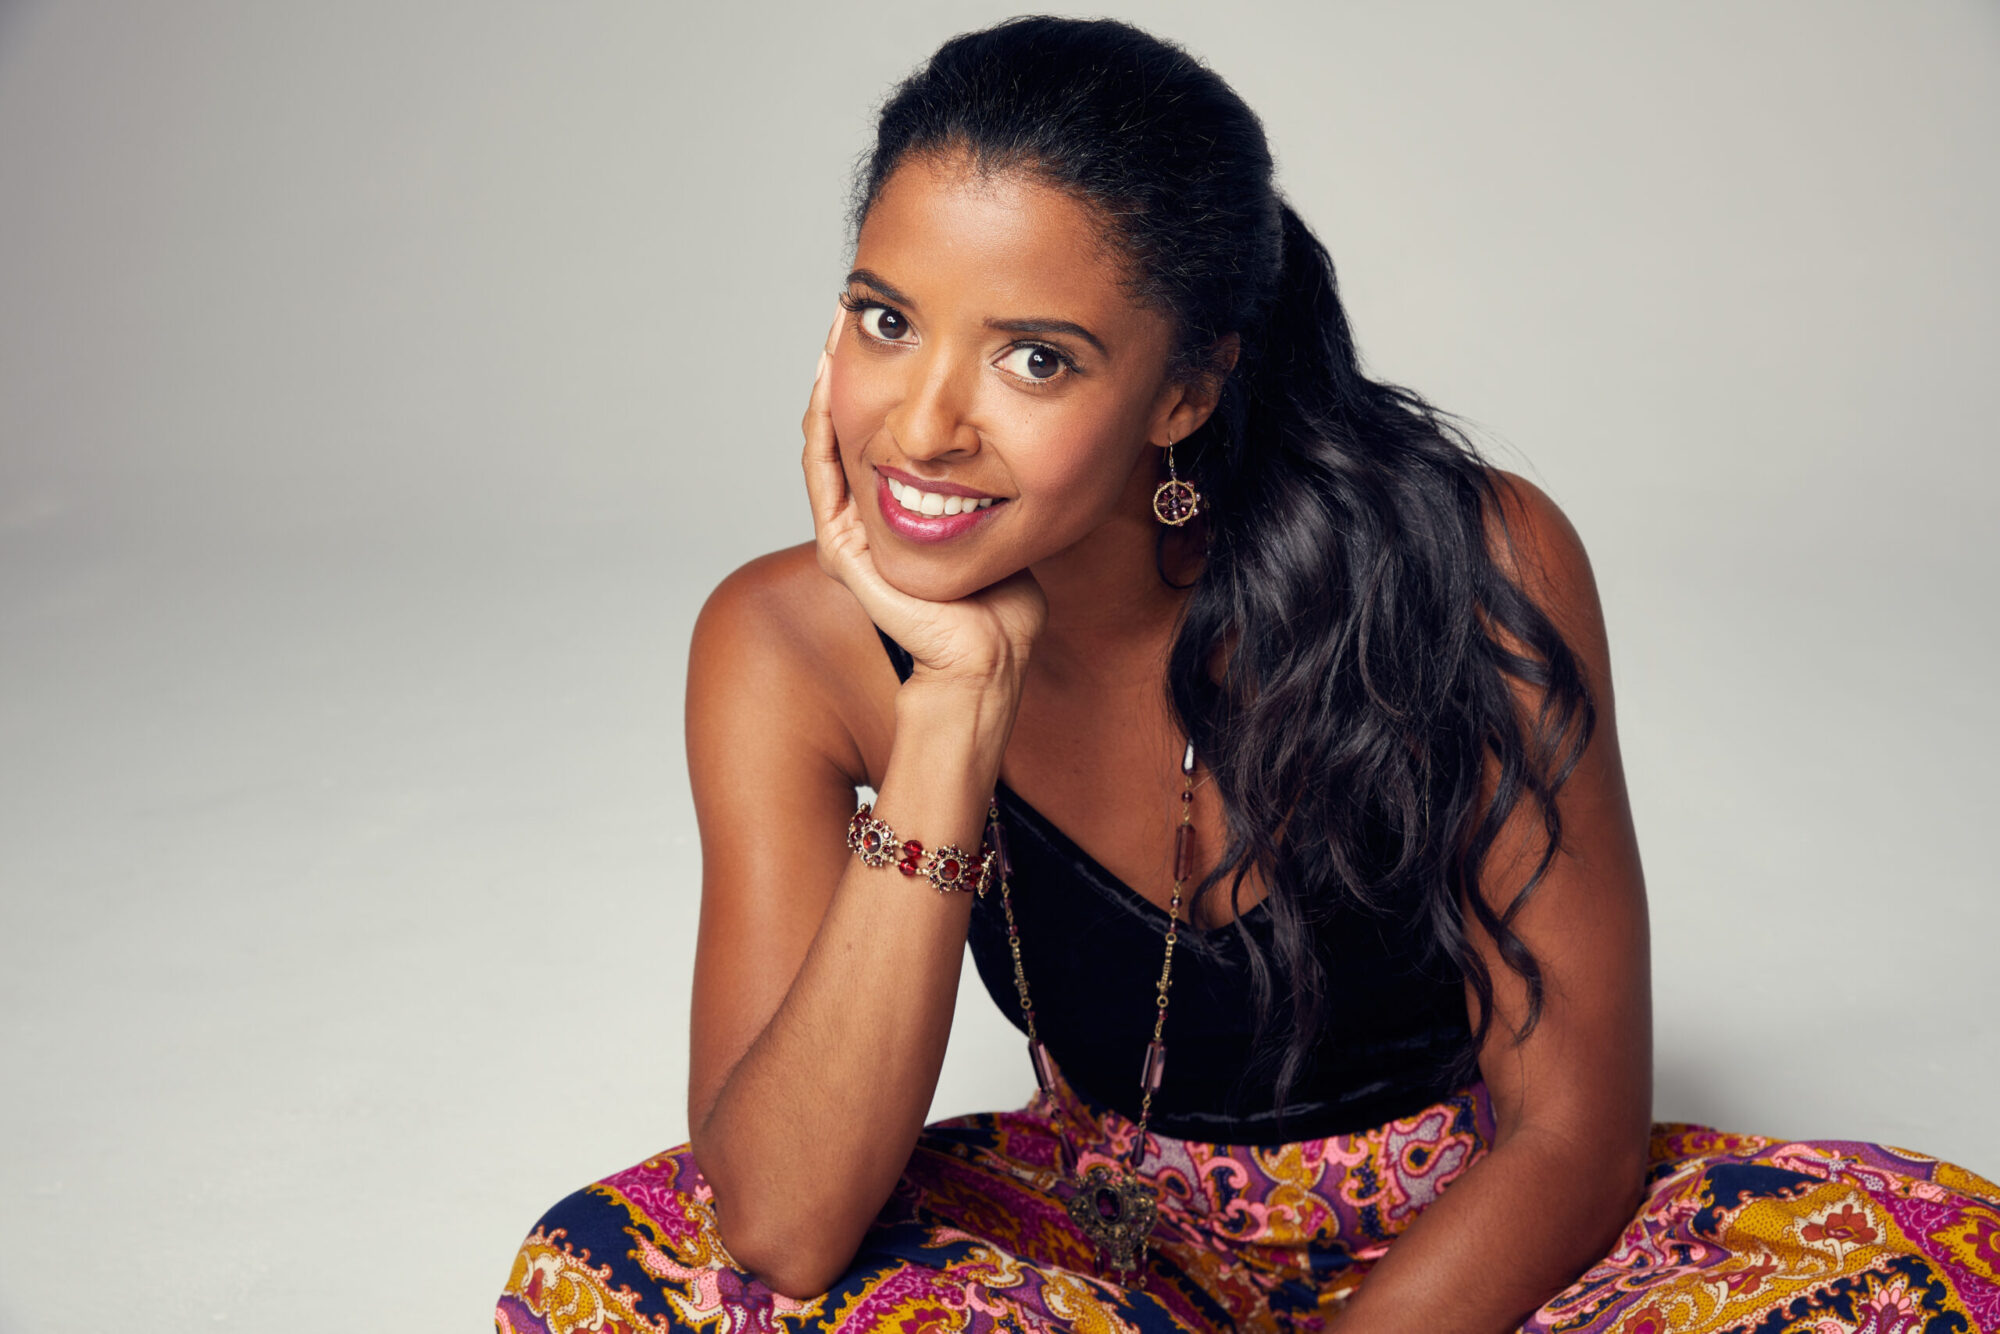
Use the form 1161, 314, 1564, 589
1151, 439, 1201, 526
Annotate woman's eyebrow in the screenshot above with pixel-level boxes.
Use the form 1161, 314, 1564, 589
846, 269, 916, 308
984, 316, 1108, 360
846, 268, 1109, 360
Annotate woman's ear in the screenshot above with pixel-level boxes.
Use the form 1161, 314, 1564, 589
1158, 333, 1241, 445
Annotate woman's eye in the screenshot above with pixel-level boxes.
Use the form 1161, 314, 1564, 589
859, 306, 911, 342
997, 344, 1068, 382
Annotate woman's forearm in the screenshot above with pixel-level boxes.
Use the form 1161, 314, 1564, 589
690, 680, 1018, 1298
1334, 1120, 1648, 1334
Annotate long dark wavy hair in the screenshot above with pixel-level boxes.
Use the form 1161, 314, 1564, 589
850, 16, 1595, 1098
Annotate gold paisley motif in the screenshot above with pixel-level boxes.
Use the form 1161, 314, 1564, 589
508, 1230, 666, 1334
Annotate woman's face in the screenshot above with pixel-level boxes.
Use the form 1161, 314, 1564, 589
828, 152, 1185, 603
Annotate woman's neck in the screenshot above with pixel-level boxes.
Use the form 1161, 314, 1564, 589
1028, 509, 1201, 685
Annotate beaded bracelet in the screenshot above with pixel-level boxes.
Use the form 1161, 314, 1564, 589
847, 802, 996, 896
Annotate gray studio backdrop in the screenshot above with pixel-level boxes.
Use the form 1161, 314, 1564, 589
2, 2, 1994, 1330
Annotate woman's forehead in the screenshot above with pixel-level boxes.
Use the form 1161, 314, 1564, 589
854, 155, 1163, 350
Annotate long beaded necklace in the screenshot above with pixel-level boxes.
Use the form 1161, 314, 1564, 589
980, 739, 1197, 1284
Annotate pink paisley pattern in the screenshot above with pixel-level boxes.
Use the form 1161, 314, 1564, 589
497, 1058, 2000, 1333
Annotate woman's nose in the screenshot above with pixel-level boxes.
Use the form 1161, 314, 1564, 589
883, 349, 981, 461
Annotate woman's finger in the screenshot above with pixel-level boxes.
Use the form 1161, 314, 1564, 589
801, 302, 908, 625
800, 304, 850, 533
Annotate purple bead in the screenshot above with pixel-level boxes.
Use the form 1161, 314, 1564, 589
1030, 1039, 1058, 1096
987, 820, 1012, 880
1141, 1040, 1167, 1093
1174, 824, 1196, 882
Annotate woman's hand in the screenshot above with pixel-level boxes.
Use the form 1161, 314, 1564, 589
802, 305, 1046, 692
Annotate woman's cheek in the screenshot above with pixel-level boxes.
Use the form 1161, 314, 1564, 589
992, 409, 1128, 507
827, 356, 884, 457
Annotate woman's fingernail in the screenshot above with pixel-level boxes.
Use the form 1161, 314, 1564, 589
814, 351, 829, 385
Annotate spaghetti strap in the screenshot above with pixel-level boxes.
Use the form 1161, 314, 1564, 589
875, 626, 915, 685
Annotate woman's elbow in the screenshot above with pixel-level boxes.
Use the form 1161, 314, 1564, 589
1581, 1122, 1651, 1248
1508, 1114, 1650, 1253
712, 1198, 855, 1301
695, 1145, 861, 1300
1616, 1126, 1652, 1212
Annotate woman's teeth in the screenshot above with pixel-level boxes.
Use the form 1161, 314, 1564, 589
885, 476, 998, 517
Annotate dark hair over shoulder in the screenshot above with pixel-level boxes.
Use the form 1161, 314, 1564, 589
851, 16, 1595, 1098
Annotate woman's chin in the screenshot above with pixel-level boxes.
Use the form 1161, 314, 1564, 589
870, 545, 1011, 606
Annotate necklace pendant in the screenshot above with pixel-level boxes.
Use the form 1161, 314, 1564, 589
1065, 1163, 1159, 1275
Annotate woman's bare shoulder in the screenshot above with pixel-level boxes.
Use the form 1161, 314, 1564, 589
1481, 469, 1590, 582
688, 542, 899, 784
695, 542, 858, 651
1478, 468, 1607, 658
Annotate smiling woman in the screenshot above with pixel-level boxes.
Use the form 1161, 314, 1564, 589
493, 16, 2000, 1334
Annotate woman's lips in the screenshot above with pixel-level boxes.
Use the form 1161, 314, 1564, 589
875, 469, 1006, 543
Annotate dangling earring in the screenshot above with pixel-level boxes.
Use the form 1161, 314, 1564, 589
1151, 438, 1202, 526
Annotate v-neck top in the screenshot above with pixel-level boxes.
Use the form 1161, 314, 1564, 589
877, 629, 1474, 1144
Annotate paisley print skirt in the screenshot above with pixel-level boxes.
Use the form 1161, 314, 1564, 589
495, 1058, 2000, 1334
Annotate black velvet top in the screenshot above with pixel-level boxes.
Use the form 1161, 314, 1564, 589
878, 630, 1474, 1145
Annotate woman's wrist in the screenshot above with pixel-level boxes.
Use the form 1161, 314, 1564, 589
894, 669, 1022, 757
881, 676, 1021, 825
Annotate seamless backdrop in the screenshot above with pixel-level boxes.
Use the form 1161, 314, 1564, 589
1, 3, 1995, 1331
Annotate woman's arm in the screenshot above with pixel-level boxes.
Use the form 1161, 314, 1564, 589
1335, 472, 1653, 1334
684, 573, 1015, 1297
684, 312, 1045, 1299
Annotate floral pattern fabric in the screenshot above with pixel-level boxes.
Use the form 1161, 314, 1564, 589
496, 1059, 2000, 1334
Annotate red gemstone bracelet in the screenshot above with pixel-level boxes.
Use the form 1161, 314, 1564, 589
846, 802, 996, 896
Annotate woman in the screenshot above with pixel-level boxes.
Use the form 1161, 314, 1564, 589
497, 17, 1999, 1334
